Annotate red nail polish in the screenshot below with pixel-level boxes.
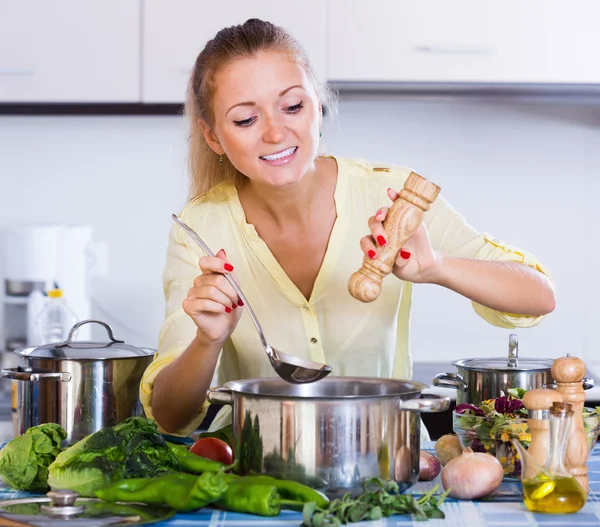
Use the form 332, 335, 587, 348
224, 263, 234, 272
400, 249, 411, 259
232, 304, 237, 309
368, 250, 376, 259
225, 306, 232, 313
377, 235, 387, 246
238, 299, 244, 307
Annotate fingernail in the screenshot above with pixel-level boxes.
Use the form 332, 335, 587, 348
368, 250, 376, 259
224, 263, 234, 272
232, 304, 237, 309
377, 235, 387, 246
222, 249, 227, 256
400, 249, 411, 259
225, 306, 232, 313
238, 299, 244, 307
387, 188, 392, 192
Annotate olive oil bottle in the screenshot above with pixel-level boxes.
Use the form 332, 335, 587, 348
513, 402, 586, 514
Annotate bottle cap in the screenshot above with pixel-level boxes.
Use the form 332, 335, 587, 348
47, 289, 63, 299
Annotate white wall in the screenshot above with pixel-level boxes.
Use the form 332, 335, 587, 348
1, 94, 598, 368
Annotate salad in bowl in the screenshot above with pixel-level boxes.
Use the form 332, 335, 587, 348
453, 388, 600, 480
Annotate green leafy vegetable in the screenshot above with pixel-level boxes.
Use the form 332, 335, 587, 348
47, 417, 179, 497
0, 423, 66, 491
301, 478, 448, 526
195, 424, 233, 447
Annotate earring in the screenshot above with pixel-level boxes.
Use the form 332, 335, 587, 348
319, 131, 322, 138
219, 153, 223, 165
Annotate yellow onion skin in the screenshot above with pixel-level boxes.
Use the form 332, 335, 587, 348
434, 434, 463, 466
441, 448, 504, 499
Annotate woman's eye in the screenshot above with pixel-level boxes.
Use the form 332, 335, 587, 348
233, 117, 256, 127
285, 101, 304, 113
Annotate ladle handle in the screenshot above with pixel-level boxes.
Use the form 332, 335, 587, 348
171, 215, 271, 354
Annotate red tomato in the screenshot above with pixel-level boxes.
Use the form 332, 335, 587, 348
189, 437, 233, 465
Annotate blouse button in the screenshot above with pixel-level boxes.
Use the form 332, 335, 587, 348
310, 337, 318, 344
302, 305, 310, 311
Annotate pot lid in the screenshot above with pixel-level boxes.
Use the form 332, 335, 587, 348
16, 320, 155, 360
452, 333, 552, 371
0, 489, 174, 526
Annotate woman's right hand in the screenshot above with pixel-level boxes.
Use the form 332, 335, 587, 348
182, 249, 243, 346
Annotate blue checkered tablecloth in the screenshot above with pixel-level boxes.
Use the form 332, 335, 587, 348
2, 442, 600, 526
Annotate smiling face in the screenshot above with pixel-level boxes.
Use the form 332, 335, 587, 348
203, 50, 322, 188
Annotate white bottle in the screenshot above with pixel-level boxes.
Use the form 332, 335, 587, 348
35, 288, 78, 344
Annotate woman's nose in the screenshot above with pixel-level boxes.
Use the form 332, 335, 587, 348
262, 117, 286, 144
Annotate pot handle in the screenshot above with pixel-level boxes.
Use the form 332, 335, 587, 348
55, 319, 124, 348
432, 372, 468, 392
1, 368, 71, 382
400, 393, 451, 413
206, 386, 233, 405
543, 377, 595, 391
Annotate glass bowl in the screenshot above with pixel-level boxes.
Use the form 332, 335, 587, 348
452, 409, 600, 480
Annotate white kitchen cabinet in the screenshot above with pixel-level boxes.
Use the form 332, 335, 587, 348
328, 0, 600, 85
142, 0, 326, 103
0, 1, 140, 103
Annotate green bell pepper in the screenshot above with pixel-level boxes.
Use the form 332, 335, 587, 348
95, 471, 228, 512
217, 482, 284, 516
223, 474, 329, 509
166, 442, 234, 474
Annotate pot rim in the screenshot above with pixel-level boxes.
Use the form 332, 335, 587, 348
452, 357, 554, 373
221, 376, 429, 400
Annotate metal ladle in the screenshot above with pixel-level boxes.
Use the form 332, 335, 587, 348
172, 214, 333, 384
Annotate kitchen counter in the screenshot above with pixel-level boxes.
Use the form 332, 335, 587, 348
1, 442, 599, 526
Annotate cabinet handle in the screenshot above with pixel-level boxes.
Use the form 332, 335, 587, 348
413, 44, 495, 55
0, 69, 34, 76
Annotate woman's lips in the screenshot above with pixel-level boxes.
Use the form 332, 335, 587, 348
259, 146, 298, 166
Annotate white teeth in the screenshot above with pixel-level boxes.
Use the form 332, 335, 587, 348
261, 147, 296, 161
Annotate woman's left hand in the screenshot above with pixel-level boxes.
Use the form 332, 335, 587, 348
361, 188, 439, 284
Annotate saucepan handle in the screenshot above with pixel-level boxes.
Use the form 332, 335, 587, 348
432, 372, 468, 392
400, 393, 451, 413
206, 386, 233, 405
1, 368, 71, 382
544, 377, 595, 391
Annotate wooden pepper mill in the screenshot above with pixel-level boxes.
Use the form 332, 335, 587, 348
348, 172, 440, 302
552, 354, 589, 493
521, 388, 563, 479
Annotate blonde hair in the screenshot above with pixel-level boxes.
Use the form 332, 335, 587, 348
185, 18, 335, 200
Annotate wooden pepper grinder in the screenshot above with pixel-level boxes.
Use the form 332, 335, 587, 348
348, 172, 440, 303
521, 388, 563, 479
552, 354, 589, 493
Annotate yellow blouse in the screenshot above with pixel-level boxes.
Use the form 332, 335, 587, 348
140, 157, 552, 437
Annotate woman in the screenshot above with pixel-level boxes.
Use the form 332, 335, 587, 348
140, 19, 555, 437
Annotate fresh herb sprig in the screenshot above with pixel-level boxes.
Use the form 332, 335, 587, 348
302, 478, 449, 526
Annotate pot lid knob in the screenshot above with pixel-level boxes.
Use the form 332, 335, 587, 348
47, 489, 79, 507
507, 333, 519, 368
551, 353, 586, 383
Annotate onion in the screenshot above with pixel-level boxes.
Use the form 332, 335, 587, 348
434, 434, 463, 466
418, 451, 441, 481
441, 448, 503, 499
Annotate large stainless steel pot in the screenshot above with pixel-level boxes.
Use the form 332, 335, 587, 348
0, 320, 155, 444
207, 376, 450, 498
433, 334, 594, 405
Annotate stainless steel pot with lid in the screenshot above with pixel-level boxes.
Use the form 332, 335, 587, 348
0, 319, 155, 444
432, 334, 594, 405
207, 376, 450, 498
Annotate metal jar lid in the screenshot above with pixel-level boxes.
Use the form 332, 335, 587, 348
452, 334, 553, 372
15, 320, 155, 361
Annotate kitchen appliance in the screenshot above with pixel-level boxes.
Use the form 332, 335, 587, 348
207, 376, 450, 498
172, 214, 332, 384
0, 224, 94, 353
432, 334, 594, 405
0, 320, 155, 444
